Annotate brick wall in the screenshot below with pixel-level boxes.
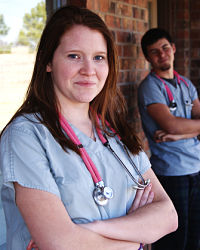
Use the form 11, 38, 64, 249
86, 0, 150, 152
160, 0, 200, 94
190, 0, 200, 92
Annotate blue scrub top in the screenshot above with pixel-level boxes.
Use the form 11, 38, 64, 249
0, 171, 6, 250
0, 114, 151, 249
138, 72, 200, 176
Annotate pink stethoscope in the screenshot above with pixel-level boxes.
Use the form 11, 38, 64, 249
27, 114, 150, 250
59, 113, 150, 206
153, 70, 193, 111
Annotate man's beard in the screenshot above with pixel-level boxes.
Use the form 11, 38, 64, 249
160, 63, 171, 71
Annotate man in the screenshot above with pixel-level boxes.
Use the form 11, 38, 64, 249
138, 28, 200, 250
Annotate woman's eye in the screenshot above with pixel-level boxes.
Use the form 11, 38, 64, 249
68, 54, 79, 59
94, 55, 105, 61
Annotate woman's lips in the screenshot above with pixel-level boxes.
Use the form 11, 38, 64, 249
74, 81, 95, 87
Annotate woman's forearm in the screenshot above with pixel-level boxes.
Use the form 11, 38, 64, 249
32, 224, 140, 250
80, 199, 177, 244
80, 169, 178, 244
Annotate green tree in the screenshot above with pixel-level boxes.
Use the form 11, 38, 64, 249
0, 14, 9, 36
18, 1, 46, 49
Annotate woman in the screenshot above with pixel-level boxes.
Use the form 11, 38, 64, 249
0, 5, 178, 250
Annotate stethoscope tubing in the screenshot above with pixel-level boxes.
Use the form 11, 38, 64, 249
153, 70, 190, 104
60, 114, 102, 184
59, 113, 150, 197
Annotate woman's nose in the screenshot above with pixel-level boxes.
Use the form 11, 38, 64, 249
79, 59, 96, 76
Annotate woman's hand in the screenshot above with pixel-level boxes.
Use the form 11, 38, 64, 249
128, 183, 154, 214
27, 239, 39, 250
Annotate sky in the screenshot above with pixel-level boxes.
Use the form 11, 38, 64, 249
0, 0, 44, 43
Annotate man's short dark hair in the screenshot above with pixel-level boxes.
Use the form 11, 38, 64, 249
141, 28, 173, 58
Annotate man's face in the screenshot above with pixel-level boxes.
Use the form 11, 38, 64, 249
146, 38, 176, 73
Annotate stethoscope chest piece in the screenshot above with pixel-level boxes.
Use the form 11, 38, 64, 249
93, 186, 113, 206
132, 178, 151, 190
169, 101, 177, 112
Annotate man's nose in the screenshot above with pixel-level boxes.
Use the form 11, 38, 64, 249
79, 59, 96, 76
158, 49, 165, 58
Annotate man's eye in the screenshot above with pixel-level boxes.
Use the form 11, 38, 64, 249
163, 46, 170, 51
151, 50, 158, 55
68, 54, 79, 59
94, 55, 105, 61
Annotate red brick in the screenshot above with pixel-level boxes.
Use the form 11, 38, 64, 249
176, 1, 189, 10
116, 31, 133, 43
105, 15, 121, 29
137, 21, 146, 32
123, 45, 137, 57
93, 0, 100, 11
176, 29, 189, 39
132, 20, 137, 30
86, 0, 94, 9
176, 10, 189, 20
190, 30, 200, 39
123, 0, 137, 4
117, 45, 123, 57
191, 48, 200, 58
121, 4, 132, 17
99, 0, 109, 12
116, 3, 132, 17
190, 69, 199, 77
132, 7, 140, 19
137, 0, 147, 8
121, 58, 135, 70
129, 70, 137, 82
191, 15, 200, 29
191, 40, 200, 48
109, 1, 116, 14
191, 1, 200, 10
121, 17, 133, 30
118, 72, 123, 82
142, 9, 148, 22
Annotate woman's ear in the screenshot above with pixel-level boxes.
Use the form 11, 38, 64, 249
46, 63, 52, 72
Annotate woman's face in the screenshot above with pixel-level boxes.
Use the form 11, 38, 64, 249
47, 25, 109, 108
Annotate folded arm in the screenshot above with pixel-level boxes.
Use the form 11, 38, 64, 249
147, 99, 200, 135
78, 168, 178, 244
14, 183, 140, 250
154, 130, 199, 142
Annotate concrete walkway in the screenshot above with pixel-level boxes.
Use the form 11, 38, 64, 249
0, 46, 35, 130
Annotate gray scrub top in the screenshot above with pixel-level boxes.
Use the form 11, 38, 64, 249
0, 114, 151, 249
138, 72, 200, 176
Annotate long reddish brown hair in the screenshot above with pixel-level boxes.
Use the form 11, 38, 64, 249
1, 5, 142, 155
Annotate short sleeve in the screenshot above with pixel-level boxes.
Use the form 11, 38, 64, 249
184, 77, 198, 101
0, 125, 61, 198
138, 76, 168, 108
138, 151, 151, 175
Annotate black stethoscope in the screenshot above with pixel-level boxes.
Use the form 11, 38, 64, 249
153, 70, 193, 112
59, 114, 150, 206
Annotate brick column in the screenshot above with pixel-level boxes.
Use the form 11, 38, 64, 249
190, 0, 200, 91
169, 0, 190, 78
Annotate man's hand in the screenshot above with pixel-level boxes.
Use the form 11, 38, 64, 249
154, 130, 198, 142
